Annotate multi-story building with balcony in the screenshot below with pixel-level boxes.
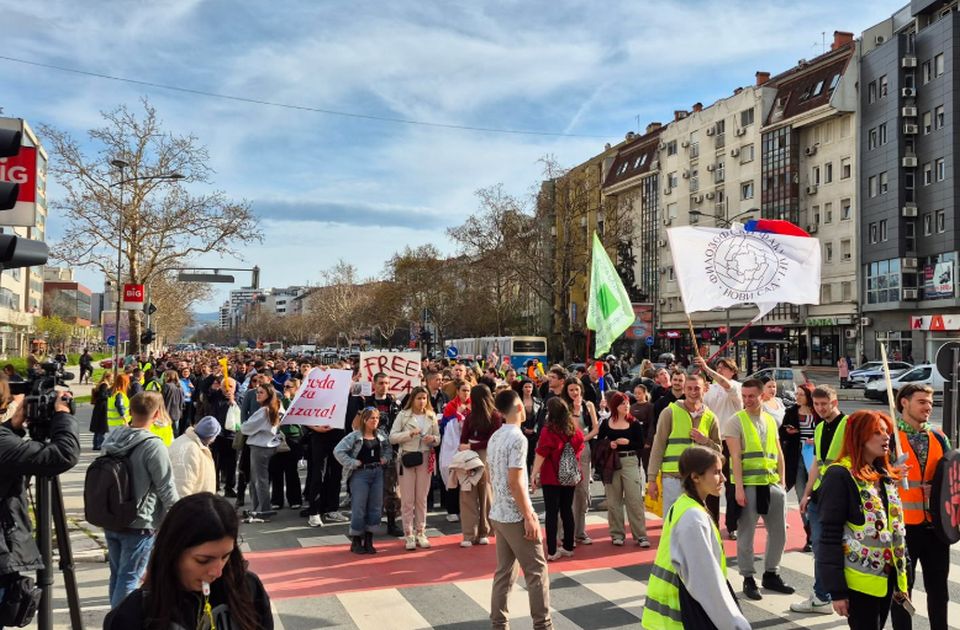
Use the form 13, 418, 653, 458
860, 1, 960, 362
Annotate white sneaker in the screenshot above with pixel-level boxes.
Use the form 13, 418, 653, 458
324, 511, 350, 523
477, 537, 490, 545
460, 540, 473, 548
558, 548, 574, 557
577, 535, 593, 545
416, 532, 431, 548
790, 595, 833, 614
611, 538, 625, 546
446, 514, 460, 523
307, 514, 323, 527
546, 551, 562, 561
405, 536, 417, 551
637, 537, 651, 548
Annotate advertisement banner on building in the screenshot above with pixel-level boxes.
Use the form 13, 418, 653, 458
122, 284, 145, 310
623, 303, 654, 340
0, 117, 39, 227
910, 314, 960, 331
934, 261, 954, 297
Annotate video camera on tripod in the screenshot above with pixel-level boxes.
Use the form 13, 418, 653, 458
10, 361, 76, 441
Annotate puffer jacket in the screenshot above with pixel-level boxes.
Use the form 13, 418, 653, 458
0, 412, 80, 575
168, 427, 216, 497
447, 449, 485, 491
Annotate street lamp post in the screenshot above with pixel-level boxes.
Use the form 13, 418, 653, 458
109, 161, 183, 376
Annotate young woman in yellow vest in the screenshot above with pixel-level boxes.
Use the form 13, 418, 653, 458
890, 383, 951, 630
641, 445, 750, 630
106, 373, 132, 433
816, 410, 909, 628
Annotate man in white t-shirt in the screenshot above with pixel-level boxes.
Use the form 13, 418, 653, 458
487, 389, 552, 630
699, 357, 742, 424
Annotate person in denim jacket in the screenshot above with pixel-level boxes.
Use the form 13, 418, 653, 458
334, 407, 394, 554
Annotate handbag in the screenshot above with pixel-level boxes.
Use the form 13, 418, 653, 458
275, 431, 290, 454
0, 573, 41, 627
401, 431, 424, 468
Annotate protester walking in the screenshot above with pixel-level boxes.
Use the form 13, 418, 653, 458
531, 397, 584, 560
90, 372, 112, 450
779, 383, 819, 552
334, 407, 393, 555
642, 445, 750, 630
488, 388, 553, 630
106, 373, 131, 434
240, 383, 282, 522
168, 416, 220, 497
390, 386, 441, 550
459, 384, 503, 547
598, 391, 649, 547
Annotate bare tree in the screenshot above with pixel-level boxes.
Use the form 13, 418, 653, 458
40, 99, 259, 353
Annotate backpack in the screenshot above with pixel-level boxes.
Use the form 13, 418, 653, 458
83, 440, 149, 530
557, 440, 582, 486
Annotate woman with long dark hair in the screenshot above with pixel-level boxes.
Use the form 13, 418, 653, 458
519, 379, 543, 472
240, 382, 282, 521
780, 382, 820, 551
597, 391, 649, 547
458, 384, 503, 547
103, 492, 273, 630
531, 397, 584, 561
90, 371, 113, 450
816, 411, 908, 627
642, 446, 749, 629
561, 377, 598, 545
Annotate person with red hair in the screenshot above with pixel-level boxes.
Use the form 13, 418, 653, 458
597, 390, 649, 547
816, 410, 909, 628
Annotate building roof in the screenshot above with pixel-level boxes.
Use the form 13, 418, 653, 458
602, 126, 664, 189
764, 42, 855, 126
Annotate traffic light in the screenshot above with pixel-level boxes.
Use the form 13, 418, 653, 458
420, 330, 433, 343
140, 329, 155, 345
0, 126, 48, 269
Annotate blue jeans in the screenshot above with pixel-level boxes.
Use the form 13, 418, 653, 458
105, 530, 155, 608
92, 432, 106, 450
349, 467, 383, 536
806, 499, 830, 602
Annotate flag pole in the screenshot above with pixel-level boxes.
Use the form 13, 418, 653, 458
707, 320, 755, 363
685, 314, 701, 363
880, 344, 909, 490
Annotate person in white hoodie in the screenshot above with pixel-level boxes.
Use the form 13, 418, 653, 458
240, 383, 281, 522
168, 416, 220, 498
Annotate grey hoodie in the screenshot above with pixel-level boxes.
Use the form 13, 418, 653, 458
101, 426, 179, 530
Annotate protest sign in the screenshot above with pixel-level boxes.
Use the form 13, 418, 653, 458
359, 351, 422, 395
281, 368, 352, 429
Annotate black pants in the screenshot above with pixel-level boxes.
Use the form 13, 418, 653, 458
847, 572, 895, 629
236, 444, 251, 503
178, 401, 195, 435
212, 435, 237, 493
444, 485, 460, 515
307, 432, 342, 515
891, 525, 950, 630
542, 484, 575, 555
270, 437, 304, 508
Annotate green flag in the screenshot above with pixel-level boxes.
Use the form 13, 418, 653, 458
586, 232, 635, 357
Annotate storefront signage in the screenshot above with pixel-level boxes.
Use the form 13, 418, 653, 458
764, 326, 785, 333
910, 315, 960, 331
664, 330, 681, 339
623, 303, 654, 340
805, 316, 852, 327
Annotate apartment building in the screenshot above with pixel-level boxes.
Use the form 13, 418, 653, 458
759, 31, 860, 367
860, 1, 960, 362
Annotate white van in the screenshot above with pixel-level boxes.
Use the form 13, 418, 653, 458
864, 363, 944, 403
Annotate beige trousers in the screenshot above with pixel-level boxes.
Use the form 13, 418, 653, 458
490, 519, 553, 630
460, 448, 491, 542
397, 459, 431, 535
604, 454, 647, 541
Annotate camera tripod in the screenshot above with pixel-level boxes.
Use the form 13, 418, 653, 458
34, 474, 84, 630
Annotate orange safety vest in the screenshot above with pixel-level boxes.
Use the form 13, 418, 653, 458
897, 429, 945, 525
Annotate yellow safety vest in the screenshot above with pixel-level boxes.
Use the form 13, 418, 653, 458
144, 379, 162, 392
829, 458, 909, 597
149, 422, 173, 447
732, 410, 780, 486
642, 493, 726, 630
812, 417, 847, 491
107, 391, 130, 429
662, 403, 716, 474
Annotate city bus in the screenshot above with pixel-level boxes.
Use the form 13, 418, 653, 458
445, 336, 548, 368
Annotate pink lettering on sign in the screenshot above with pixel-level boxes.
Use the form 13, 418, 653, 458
359, 352, 422, 395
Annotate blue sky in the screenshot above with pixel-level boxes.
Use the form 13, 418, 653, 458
2, 0, 905, 313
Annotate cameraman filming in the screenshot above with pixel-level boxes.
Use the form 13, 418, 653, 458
0, 385, 79, 626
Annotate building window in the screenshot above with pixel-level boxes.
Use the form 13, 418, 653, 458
841, 239, 851, 261
935, 105, 945, 130
879, 219, 888, 241
824, 162, 833, 184
905, 221, 916, 251
879, 75, 888, 98
868, 175, 877, 197
924, 212, 933, 235
666, 140, 677, 156
868, 80, 877, 103
865, 259, 901, 304
741, 181, 754, 200
824, 241, 833, 263
869, 221, 878, 243
842, 281, 852, 301
922, 59, 933, 84
923, 162, 932, 185
841, 198, 851, 220
812, 205, 821, 224
840, 157, 851, 179
741, 108, 755, 127
923, 111, 932, 134
821, 283, 832, 303
740, 143, 754, 163
715, 161, 725, 184
936, 157, 945, 181
666, 202, 678, 219
935, 52, 945, 77
668, 171, 678, 188
879, 123, 887, 145
690, 169, 699, 192
868, 127, 878, 149
812, 165, 821, 185
879, 171, 888, 194
824, 202, 833, 223
936, 209, 946, 233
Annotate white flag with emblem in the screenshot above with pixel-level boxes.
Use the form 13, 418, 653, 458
666, 224, 821, 320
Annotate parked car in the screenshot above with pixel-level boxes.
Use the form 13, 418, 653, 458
99, 358, 114, 369
848, 361, 913, 388
748, 367, 810, 398
864, 364, 944, 403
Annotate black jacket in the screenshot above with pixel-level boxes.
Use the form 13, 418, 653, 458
103, 570, 273, 629
89, 382, 111, 434
0, 413, 80, 576
778, 405, 804, 491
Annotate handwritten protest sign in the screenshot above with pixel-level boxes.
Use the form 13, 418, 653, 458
359, 351, 422, 396
281, 368, 352, 429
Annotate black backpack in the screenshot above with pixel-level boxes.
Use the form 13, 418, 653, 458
83, 439, 150, 530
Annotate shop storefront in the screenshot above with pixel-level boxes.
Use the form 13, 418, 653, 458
744, 325, 796, 374
874, 330, 914, 363
910, 315, 960, 363
805, 316, 855, 366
